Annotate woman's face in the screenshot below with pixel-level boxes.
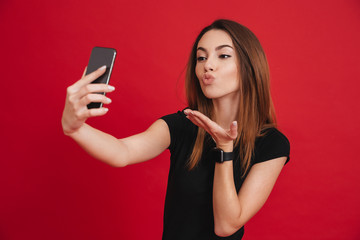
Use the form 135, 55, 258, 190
195, 29, 240, 100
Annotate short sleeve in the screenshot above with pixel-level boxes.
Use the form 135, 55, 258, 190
253, 128, 290, 165
160, 109, 189, 153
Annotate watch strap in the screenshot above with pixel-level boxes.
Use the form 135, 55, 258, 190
213, 147, 234, 163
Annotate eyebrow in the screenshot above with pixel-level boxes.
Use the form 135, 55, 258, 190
197, 44, 234, 52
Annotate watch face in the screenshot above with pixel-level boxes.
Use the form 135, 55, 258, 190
213, 148, 224, 163
212, 147, 234, 163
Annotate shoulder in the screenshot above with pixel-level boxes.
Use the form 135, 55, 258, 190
161, 109, 187, 125
160, 108, 197, 151
253, 127, 290, 165
160, 108, 193, 132
258, 128, 290, 146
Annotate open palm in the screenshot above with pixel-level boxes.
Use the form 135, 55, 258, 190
184, 109, 238, 149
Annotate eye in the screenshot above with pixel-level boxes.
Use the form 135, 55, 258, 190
197, 56, 207, 62
219, 54, 231, 59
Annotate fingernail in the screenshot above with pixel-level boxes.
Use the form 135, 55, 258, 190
103, 108, 109, 112
106, 98, 112, 103
99, 65, 106, 70
232, 121, 237, 126
108, 85, 115, 91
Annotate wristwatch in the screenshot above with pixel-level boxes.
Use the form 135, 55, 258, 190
213, 147, 234, 163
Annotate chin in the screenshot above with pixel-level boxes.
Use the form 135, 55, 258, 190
201, 88, 240, 101
200, 86, 216, 99
202, 91, 222, 100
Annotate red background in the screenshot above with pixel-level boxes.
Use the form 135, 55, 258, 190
1, 0, 359, 239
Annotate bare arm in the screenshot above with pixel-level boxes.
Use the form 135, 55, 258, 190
62, 66, 170, 167
184, 109, 287, 236
213, 157, 286, 236
67, 120, 170, 167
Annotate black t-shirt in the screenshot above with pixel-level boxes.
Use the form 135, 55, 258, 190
160, 110, 290, 240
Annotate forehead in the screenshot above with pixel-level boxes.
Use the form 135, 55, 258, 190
197, 29, 234, 49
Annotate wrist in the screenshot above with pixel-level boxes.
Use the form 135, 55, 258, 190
213, 147, 234, 163
63, 128, 78, 137
216, 143, 233, 152
63, 122, 85, 137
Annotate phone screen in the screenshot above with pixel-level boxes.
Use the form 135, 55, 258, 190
86, 47, 117, 109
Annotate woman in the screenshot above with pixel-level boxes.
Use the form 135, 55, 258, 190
62, 19, 290, 239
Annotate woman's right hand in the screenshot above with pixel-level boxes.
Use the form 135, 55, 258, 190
61, 65, 115, 135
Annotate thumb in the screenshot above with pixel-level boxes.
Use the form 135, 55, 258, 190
82, 66, 88, 78
229, 121, 238, 139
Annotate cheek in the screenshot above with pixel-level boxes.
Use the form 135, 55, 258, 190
224, 62, 240, 91
195, 65, 202, 81
224, 62, 239, 79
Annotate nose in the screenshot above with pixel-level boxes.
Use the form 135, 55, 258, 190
204, 56, 215, 72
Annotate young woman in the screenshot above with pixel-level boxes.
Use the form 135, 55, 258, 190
62, 19, 290, 240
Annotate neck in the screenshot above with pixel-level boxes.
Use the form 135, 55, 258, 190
212, 93, 240, 129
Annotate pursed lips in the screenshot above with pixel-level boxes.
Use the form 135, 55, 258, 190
202, 73, 215, 85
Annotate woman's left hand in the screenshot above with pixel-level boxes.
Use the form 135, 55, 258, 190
184, 109, 237, 151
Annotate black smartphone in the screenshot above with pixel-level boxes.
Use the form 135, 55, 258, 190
86, 46, 117, 109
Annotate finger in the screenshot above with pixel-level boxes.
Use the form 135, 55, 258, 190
186, 114, 209, 132
190, 111, 220, 132
185, 110, 224, 136
184, 109, 212, 126
76, 83, 115, 99
188, 110, 236, 142
87, 107, 109, 117
183, 108, 192, 115
82, 66, 87, 78
186, 114, 214, 138
79, 93, 112, 106
74, 65, 107, 89
189, 110, 215, 126
228, 121, 238, 139
184, 109, 228, 137
77, 107, 110, 119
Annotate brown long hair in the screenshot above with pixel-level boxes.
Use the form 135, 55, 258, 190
185, 19, 276, 177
